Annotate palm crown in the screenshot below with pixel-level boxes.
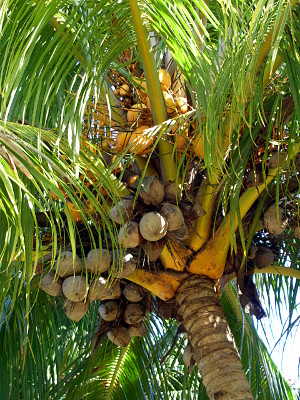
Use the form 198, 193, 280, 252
0, 0, 300, 399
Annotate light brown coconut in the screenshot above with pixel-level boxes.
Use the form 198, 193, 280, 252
255, 246, 275, 268
127, 103, 146, 124
170, 223, 190, 241
110, 253, 137, 278
264, 204, 288, 235
160, 202, 184, 231
269, 151, 286, 169
180, 202, 206, 222
123, 303, 144, 325
183, 343, 192, 367
40, 271, 62, 296
110, 197, 135, 225
294, 226, 300, 239
139, 212, 168, 241
89, 277, 121, 301
123, 283, 144, 303
139, 176, 165, 206
119, 221, 143, 248
143, 238, 166, 262
176, 97, 188, 114
63, 300, 89, 322
119, 84, 130, 97
55, 251, 82, 277
164, 181, 182, 202
86, 248, 111, 275
62, 276, 88, 302
128, 322, 147, 337
98, 301, 120, 322
107, 326, 130, 347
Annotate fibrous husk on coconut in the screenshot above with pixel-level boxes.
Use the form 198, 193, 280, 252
63, 300, 89, 322
255, 246, 275, 268
98, 301, 120, 321
89, 277, 121, 301
139, 176, 165, 206
183, 343, 192, 367
62, 276, 88, 302
123, 283, 144, 303
107, 326, 130, 347
180, 202, 206, 222
164, 181, 182, 202
40, 271, 62, 296
143, 238, 166, 262
139, 212, 168, 241
160, 202, 184, 231
128, 322, 147, 337
294, 226, 300, 239
264, 204, 288, 235
110, 253, 137, 278
119, 221, 143, 248
110, 197, 135, 225
86, 248, 111, 275
269, 151, 286, 169
55, 251, 82, 277
123, 303, 145, 325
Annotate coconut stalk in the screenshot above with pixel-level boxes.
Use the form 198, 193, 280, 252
40, 271, 62, 296
62, 276, 88, 302
176, 276, 254, 399
128, 0, 176, 184
86, 248, 111, 274
63, 300, 89, 322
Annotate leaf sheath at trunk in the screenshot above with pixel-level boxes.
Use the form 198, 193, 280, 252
176, 276, 254, 400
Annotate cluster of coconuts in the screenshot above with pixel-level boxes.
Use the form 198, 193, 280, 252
113, 69, 189, 155
39, 249, 150, 346
110, 175, 204, 259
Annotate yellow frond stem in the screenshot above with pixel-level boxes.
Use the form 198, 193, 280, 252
126, 269, 189, 301
160, 242, 190, 272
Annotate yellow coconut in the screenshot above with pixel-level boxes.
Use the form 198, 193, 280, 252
127, 103, 147, 124
114, 131, 131, 152
163, 92, 177, 114
176, 97, 188, 114
159, 69, 172, 91
128, 125, 153, 155
119, 84, 130, 97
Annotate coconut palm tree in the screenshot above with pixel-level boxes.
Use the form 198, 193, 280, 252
0, 0, 300, 398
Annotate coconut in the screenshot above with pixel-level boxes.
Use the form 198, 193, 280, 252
119, 84, 130, 97
128, 322, 147, 337
123, 283, 144, 303
98, 301, 120, 322
127, 103, 146, 124
123, 303, 144, 325
294, 226, 300, 239
128, 126, 153, 155
55, 251, 82, 277
164, 181, 182, 202
245, 170, 264, 187
119, 221, 143, 248
63, 300, 89, 322
139, 176, 165, 206
160, 202, 184, 231
89, 277, 121, 301
269, 151, 286, 169
170, 223, 190, 241
62, 276, 88, 302
180, 203, 206, 222
255, 246, 275, 268
176, 97, 188, 114
86, 248, 111, 275
143, 238, 166, 262
158, 69, 171, 91
183, 343, 192, 367
114, 131, 131, 152
107, 326, 130, 347
110, 253, 137, 278
163, 92, 176, 114
40, 271, 62, 296
110, 198, 135, 225
139, 212, 168, 241
264, 204, 288, 235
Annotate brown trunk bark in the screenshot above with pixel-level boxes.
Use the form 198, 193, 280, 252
176, 276, 254, 400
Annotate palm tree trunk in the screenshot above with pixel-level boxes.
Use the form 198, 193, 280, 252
176, 276, 254, 400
